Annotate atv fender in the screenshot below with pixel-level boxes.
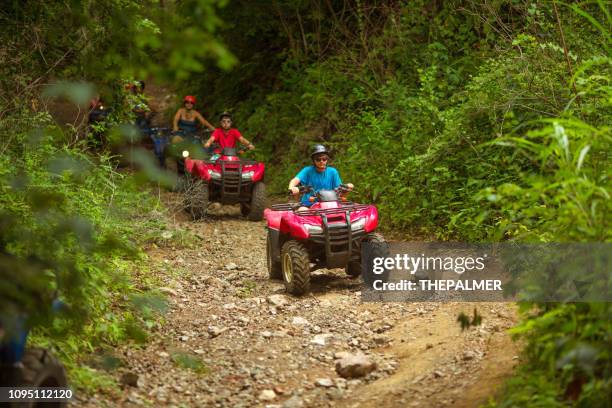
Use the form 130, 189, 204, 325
280, 213, 309, 240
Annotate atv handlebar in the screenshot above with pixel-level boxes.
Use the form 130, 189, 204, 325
337, 184, 352, 194
288, 184, 353, 197
288, 185, 313, 195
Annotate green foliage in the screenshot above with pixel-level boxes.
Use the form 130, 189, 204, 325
0, 0, 609, 403
0, 0, 234, 393
497, 303, 611, 407
0, 110, 169, 390
191, 1, 610, 405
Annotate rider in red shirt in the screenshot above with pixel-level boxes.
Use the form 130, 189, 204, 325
204, 112, 255, 152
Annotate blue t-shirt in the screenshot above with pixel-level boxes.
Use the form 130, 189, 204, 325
295, 165, 343, 206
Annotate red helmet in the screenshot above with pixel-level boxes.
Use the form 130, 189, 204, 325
183, 95, 196, 105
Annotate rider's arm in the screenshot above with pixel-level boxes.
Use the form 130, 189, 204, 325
203, 134, 216, 148
288, 177, 301, 195
334, 169, 353, 191
196, 112, 215, 131
204, 129, 217, 148
172, 109, 182, 131
238, 134, 254, 150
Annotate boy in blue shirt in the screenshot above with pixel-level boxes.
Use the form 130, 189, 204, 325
288, 145, 354, 209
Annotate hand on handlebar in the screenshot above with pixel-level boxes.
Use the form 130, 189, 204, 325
288, 185, 312, 196
337, 183, 355, 194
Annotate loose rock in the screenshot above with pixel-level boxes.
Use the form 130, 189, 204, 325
335, 352, 377, 378
282, 396, 305, 408
292, 316, 310, 326
258, 389, 276, 401
120, 372, 140, 388
207, 326, 227, 338
267, 295, 288, 307
463, 351, 476, 361
315, 378, 334, 388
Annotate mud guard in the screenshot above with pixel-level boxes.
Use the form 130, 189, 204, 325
267, 228, 281, 264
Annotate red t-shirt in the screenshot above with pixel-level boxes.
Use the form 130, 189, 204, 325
212, 128, 242, 149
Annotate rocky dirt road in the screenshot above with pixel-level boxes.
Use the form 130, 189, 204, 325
81, 194, 519, 408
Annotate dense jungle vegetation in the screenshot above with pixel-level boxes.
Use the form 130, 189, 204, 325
0, 0, 610, 406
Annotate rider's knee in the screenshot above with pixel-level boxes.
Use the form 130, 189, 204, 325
171, 135, 184, 144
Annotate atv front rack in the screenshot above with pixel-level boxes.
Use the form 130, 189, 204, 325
210, 159, 258, 199
202, 159, 259, 166
269, 202, 371, 216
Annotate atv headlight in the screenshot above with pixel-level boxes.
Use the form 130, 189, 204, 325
351, 217, 366, 231
306, 224, 323, 234
241, 171, 254, 180
208, 169, 221, 179
182, 150, 190, 158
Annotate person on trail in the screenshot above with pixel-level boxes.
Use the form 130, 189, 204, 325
130, 80, 151, 131
288, 144, 353, 210
171, 95, 215, 143
203, 112, 255, 153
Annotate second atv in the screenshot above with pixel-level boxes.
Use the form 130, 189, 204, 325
264, 185, 387, 295
183, 147, 266, 220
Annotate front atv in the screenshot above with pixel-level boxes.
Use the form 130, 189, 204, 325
264, 186, 387, 295
183, 147, 266, 220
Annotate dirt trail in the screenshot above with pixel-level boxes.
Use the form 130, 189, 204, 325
80, 195, 519, 408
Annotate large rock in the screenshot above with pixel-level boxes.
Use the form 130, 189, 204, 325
335, 353, 377, 378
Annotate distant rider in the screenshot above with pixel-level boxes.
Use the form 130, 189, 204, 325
131, 80, 151, 132
203, 112, 255, 153
288, 144, 353, 210
172, 95, 215, 142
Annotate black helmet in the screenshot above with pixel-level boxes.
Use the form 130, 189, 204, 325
219, 111, 232, 121
311, 144, 329, 159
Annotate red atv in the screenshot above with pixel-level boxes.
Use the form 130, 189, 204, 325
183, 147, 266, 220
264, 185, 386, 295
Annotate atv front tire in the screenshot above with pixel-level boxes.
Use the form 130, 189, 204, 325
281, 240, 310, 295
267, 231, 282, 280
346, 233, 387, 278
2, 347, 68, 407
247, 181, 266, 221
361, 233, 390, 287
346, 260, 362, 278
185, 179, 209, 219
